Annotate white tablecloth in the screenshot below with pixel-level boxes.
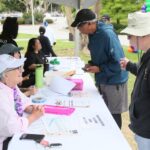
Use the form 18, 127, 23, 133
8, 57, 131, 150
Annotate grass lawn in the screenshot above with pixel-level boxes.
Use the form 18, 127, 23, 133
17, 33, 37, 39
17, 34, 139, 150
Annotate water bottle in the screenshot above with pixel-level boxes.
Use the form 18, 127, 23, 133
35, 64, 44, 88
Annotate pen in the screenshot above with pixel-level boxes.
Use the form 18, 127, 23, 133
49, 143, 62, 148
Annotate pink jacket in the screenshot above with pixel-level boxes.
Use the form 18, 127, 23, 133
0, 82, 30, 150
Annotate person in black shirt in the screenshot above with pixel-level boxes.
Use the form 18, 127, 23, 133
22, 38, 46, 87
38, 26, 57, 57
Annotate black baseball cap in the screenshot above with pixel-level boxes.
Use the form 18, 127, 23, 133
0, 43, 23, 55
71, 9, 96, 27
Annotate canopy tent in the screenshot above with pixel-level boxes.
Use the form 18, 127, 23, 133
49, 0, 99, 9
48, 0, 99, 55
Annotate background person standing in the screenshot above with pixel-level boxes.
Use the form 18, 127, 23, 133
101, 14, 111, 24
38, 26, 57, 57
43, 21, 56, 47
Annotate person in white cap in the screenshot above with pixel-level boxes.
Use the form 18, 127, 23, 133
0, 43, 38, 97
120, 12, 150, 150
0, 54, 44, 150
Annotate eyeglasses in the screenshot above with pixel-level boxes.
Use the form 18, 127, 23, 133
5, 66, 23, 72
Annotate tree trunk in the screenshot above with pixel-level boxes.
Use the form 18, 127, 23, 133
94, 0, 101, 19
80, 0, 101, 50
64, 6, 75, 40
43, 1, 49, 12
19, 0, 31, 13
117, 18, 120, 24
26, 6, 29, 13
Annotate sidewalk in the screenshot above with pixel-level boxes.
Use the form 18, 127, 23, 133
0, 16, 69, 40
0, 16, 129, 46
118, 35, 129, 46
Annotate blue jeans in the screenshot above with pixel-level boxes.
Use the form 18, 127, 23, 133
135, 134, 150, 150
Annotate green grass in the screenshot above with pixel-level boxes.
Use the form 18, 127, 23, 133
16, 33, 38, 53
16, 33, 37, 39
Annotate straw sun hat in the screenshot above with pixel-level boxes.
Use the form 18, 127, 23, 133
121, 11, 150, 36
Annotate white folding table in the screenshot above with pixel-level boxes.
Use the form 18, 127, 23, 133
8, 57, 131, 150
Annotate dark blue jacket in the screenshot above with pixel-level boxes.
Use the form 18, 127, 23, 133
127, 49, 150, 138
88, 21, 128, 85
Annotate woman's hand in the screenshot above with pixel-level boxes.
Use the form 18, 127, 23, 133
24, 86, 38, 97
27, 105, 44, 125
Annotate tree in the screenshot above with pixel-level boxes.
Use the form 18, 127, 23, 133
101, 0, 144, 24
81, 0, 101, 50
1, 0, 25, 12
42, 0, 52, 12
64, 6, 75, 40
18, 0, 33, 13
0, 1, 6, 12
94, 0, 102, 19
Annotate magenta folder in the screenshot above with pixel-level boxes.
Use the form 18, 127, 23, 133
44, 105, 75, 116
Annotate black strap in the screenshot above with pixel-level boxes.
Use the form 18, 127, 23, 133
3, 137, 12, 150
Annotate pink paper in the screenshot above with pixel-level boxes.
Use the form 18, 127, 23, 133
44, 105, 75, 116
67, 78, 83, 90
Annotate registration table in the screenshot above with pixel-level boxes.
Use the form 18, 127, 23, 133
8, 57, 131, 150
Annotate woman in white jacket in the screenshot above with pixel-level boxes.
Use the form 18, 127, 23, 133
0, 54, 44, 150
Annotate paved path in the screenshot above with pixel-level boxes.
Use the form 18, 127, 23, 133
118, 35, 129, 46
0, 16, 129, 46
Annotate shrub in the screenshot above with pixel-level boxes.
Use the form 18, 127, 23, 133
0, 19, 5, 24
23, 12, 32, 24
34, 11, 44, 23
45, 19, 53, 24
18, 18, 25, 24
112, 23, 127, 34
23, 11, 44, 24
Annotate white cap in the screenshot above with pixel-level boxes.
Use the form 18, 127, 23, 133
0, 54, 26, 73
121, 11, 150, 36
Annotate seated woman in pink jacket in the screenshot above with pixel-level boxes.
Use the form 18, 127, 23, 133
0, 54, 44, 150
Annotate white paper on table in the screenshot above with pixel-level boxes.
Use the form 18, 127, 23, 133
48, 76, 76, 95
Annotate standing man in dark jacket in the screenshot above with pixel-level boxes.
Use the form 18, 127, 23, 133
120, 12, 150, 150
38, 26, 57, 57
71, 9, 128, 129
